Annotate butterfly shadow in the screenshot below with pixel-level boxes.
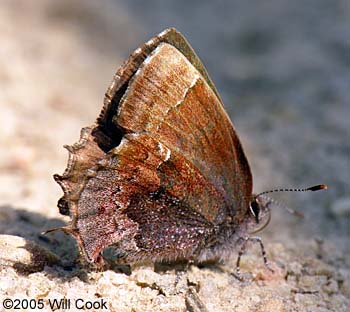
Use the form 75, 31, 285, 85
0, 204, 84, 279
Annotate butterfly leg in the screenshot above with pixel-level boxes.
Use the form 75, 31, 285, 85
248, 236, 274, 272
234, 237, 248, 279
235, 236, 273, 279
174, 240, 209, 286
175, 258, 195, 286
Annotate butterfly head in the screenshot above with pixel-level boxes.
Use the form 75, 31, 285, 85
246, 184, 327, 234
246, 194, 272, 233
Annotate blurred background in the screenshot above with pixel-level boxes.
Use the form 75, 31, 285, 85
0, 0, 349, 259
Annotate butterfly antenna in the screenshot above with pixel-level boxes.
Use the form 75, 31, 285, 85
256, 184, 327, 197
255, 184, 327, 217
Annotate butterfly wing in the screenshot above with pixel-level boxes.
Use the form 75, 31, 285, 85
54, 29, 252, 264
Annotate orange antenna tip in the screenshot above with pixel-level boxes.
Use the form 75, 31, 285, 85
307, 184, 328, 191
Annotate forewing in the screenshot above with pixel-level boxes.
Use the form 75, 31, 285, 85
115, 42, 252, 222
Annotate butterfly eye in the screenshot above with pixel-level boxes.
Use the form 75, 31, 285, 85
249, 200, 260, 224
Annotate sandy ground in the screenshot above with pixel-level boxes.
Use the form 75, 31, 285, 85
0, 0, 349, 311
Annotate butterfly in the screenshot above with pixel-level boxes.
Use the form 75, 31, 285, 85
53, 28, 326, 275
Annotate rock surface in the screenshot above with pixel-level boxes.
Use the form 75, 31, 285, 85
0, 0, 349, 311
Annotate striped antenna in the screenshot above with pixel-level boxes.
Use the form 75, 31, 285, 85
255, 184, 327, 218
256, 184, 327, 198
